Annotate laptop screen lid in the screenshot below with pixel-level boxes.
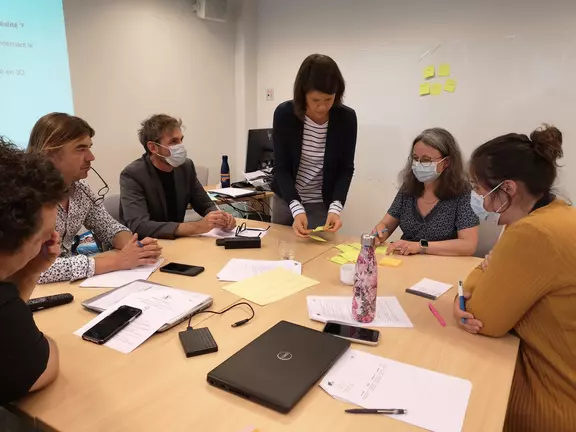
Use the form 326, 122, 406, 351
207, 320, 350, 413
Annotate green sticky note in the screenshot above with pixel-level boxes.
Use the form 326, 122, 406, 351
336, 244, 359, 255
431, 83, 443, 96
375, 245, 388, 254
423, 65, 435, 79
439, 63, 451, 77
330, 255, 349, 265
419, 83, 430, 96
348, 243, 362, 250
341, 250, 359, 262
444, 79, 457, 93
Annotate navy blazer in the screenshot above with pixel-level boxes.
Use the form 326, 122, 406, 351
271, 100, 357, 207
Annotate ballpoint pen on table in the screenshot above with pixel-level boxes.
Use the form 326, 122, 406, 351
458, 280, 466, 323
345, 408, 407, 415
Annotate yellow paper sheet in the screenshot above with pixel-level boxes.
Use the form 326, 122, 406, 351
336, 244, 359, 255
313, 226, 325, 232
330, 255, 349, 265
419, 83, 430, 96
375, 245, 388, 254
439, 63, 451, 77
431, 83, 443, 96
223, 267, 319, 306
341, 250, 359, 262
444, 79, 457, 93
309, 235, 327, 242
379, 257, 402, 267
348, 243, 362, 250
423, 65, 435, 79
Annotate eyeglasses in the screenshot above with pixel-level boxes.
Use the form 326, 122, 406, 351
411, 156, 446, 167
235, 222, 270, 238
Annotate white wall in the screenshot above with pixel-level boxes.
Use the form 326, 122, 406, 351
256, 0, 576, 235
63, 0, 238, 192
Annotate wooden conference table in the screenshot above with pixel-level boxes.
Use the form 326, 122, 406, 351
17, 221, 519, 432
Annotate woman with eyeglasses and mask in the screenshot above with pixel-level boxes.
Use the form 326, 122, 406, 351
373, 128, 479, 256
27, 113, 162, 284
271, 54, 357, 237
454, 125, 576, 432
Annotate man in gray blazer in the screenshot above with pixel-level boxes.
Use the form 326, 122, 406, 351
120, 114, 235, 239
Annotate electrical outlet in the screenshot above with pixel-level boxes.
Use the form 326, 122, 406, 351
266, 88, 274, 101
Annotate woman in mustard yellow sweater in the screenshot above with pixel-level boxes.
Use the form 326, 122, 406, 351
453, 125, 576, 432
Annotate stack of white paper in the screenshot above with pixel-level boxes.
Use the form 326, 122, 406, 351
217, 259, 302, 282
307, 296, 413, 328
79, 259, 165, 288
321, 349, 472, 432
208, 187, 256, 198
407, 278, 453, 299
74, 289, 193, 353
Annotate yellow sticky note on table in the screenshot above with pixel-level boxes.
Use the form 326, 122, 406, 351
423, 65, 435, 79
431, 83, 443, 96
444, 79, 457, 93
330, 255, 349, 265
313, 226, 325, 232
419, 83, 430, 96
336, 244, 359, 255
375, 245, 388, 254
348, 243, 362, 250
341, 250, 359, 262
439, 63, 451, 77
223, 267, 319, 306
309, 235, 327, 242
379, 257, 402, 267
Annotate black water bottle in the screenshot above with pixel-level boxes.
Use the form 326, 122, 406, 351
220, 155, 230, 188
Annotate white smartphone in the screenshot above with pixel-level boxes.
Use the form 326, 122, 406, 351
322, 322, 380, 346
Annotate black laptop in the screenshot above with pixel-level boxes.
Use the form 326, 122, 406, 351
207, 321, 350, 413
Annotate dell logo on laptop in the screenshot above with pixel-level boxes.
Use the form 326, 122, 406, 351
277, 351, 293, 361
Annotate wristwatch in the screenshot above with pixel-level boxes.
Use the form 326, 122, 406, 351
419, 239, 429, 254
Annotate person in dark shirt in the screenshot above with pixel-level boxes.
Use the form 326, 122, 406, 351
120, 114, 236, 239
0, 137, 67, 404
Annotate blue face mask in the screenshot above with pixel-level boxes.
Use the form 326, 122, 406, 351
470, 182, 506, 224
411, 158, 446, 183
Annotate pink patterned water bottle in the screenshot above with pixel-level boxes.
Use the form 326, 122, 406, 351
352, 234, 378, 323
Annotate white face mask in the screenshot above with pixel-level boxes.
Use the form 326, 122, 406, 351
412, 158, 446, 183
470, 182, 507, 224
156, 143, 187, 167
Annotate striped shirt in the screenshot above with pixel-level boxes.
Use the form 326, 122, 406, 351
290, 116, 343, 218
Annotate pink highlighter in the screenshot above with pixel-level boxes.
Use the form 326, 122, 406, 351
428, 303, 446, 327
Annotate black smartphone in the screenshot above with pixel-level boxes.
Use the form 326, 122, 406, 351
160, 262, 205, 277
322, 322, 380, 346
82, 305, 142, 345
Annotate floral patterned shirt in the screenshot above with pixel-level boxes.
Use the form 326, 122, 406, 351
37, 180, 131, 284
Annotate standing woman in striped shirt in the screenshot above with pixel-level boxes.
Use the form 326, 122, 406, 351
271, 54, 358, 237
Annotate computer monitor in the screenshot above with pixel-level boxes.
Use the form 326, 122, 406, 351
245, 128, 273, 173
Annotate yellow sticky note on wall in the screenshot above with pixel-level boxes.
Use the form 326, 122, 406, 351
439, 63, 451, 77
379, 257, 402, 267
444, 79, 457, 93
419, 83, 430, 96
431, 83, 443, 96
423, 65, 435, 79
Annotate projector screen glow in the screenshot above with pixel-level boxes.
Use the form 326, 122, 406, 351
0, 0, 74, 147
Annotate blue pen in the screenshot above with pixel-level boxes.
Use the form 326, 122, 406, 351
458, 280, 466, 323
372, 228, 388, 237
137, 241, 144, 248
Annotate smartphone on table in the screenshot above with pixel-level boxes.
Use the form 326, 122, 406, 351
82, 305, 142, 345
160, 262, 205, 277
322, 322, 380, 346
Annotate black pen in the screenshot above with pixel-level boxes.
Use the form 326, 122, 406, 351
345, 408, 407, 415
